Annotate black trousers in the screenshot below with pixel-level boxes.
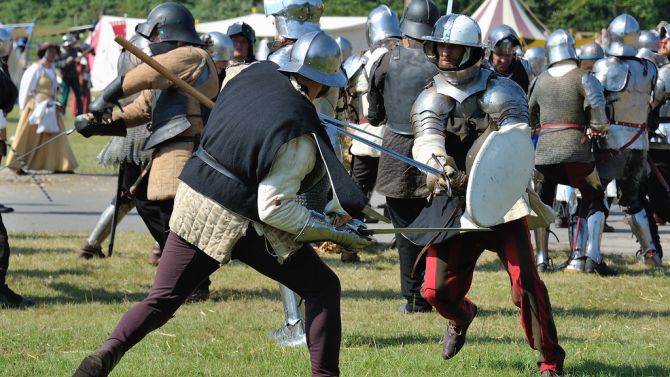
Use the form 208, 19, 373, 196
109, 230, 342, 376
0, 213, 9, 286
385, 197, 430, 309
350, 155, 379, 197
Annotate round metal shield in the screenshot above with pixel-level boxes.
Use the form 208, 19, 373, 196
466, 125, 535, 227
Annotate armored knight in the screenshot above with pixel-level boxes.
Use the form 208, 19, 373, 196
592, 14, 663, 267
365, 0, 440, 314
485, 24, 533, 92
636, 30, 666, 66
347, 4, 401, 205
72, 30, 369, 377
201, 31, 233, 84
528, 30, 612, 275
74, 3, 221, 294
76, 34, 156, 261
410, 14, 565, 376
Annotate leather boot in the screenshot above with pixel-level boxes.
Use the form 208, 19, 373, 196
77, 242, 105, 259
147, 242, 161, 266
72, 340, 124, 377
442, 305, 477, 359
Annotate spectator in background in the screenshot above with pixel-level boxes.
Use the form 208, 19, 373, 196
73, 43, 93, 115
55, 33, 83, 115
5, 43, 78, 174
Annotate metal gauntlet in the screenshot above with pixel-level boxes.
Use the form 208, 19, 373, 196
74, 115, 127, 138
294, 211, 372, 250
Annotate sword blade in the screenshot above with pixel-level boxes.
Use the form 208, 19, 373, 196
360, 227, 490, 235
321, 121, 446, 179
15, 127, 76, 160
362, 206, 391, 224
318, 113, 384, 140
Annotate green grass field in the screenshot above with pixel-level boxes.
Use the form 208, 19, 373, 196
0, 232, 668, 376
4, 107, 116, 175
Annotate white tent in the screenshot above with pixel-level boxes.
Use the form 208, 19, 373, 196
471, 0, 547, 42
197, 14, 368, 53
88, 15, 144, 91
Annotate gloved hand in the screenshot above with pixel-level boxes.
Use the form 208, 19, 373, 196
74, 114, 127, 138
426, 155, 468, 197
295, 211, 372, 251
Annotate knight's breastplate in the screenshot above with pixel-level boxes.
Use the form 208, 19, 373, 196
445, 95, 488, 169
145, 88, 192, 150
383, 47, 439, 135
607, 60, 654, 151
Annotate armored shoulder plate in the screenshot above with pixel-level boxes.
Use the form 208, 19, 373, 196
592, 56, 630, 92
655, 64, 670, 105
433, 69, 491, 103
411, 83, 455, 139
580, 72, 609, 129
478, 75, 529, 126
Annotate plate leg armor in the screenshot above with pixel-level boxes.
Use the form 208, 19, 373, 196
628, 209, 663, 266
566, 217, 588, 272
534, 227, 550, 272
270, 284, 306, 347
585, 211, 605, 263
86, 201, 134, 248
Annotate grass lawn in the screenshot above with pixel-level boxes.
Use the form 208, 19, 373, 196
4, 107, 116, 175
0, 232, 668, 376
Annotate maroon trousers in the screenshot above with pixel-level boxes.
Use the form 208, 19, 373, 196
108, 230, 342, 377
421, 218, 565, 373
536, 162, 607, 218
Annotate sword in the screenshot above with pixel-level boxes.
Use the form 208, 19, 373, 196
321, 120, 447, 180
359, 226, 490, 235
5, 127, 76, 165
318, 113, 383, 141
2, 141, 54, 202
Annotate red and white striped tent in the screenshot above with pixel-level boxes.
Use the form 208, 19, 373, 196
471, 0, 547, 42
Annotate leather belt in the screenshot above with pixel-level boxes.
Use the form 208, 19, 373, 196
195, 146, 244, 184
541, 123, 584, 130
613, 121, 647, 129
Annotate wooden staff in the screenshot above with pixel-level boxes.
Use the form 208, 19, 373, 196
114, 36, 215, 109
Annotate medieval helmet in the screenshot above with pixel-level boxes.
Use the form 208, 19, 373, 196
62, 33, 77, 48
578, 41, 604, 61
202, 32, 234, 62
487, 24, 521, 55
265, 0, 323, 40
399, 0, 440, 40
118, 34, 153, 75
524, 47, 546, 75
335, 36, 353, 61
135, 2, 204, 47
0, 29, 12, 58
545, 29, 577, 67
639, 30, 660, 51
342, 53, 367, 80
422, 13, 485, 80
277, 31, 347, 88
366, 5, 401, 47
227, 22, 256, 44
606, 13, 640, 57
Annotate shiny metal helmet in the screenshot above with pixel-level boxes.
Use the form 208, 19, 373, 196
202, 32, 234, 62
335, 36, 353, 61
422, 14, 485, 83
342, 53, 368, 79
0, 28, 12, 58
524, 47, 546, 75
639, 30, 660, 51
62, 33, 77, 48
606, 13, 640, 57
265, 0, 324, 40
366, 5, 401, 47
277, 31, 347, 88
135, 2, 204, 46
487, 24, 521, 55
118, 34, 153, 74
268, 44, 292, 66
545, 29, 577, 66
399, 0, 440, 40
578, 41, 604, 60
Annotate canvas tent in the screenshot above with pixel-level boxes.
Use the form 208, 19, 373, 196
471, 0, 547, 43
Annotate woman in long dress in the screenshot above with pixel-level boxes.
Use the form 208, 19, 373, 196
5, 43, 77, 173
